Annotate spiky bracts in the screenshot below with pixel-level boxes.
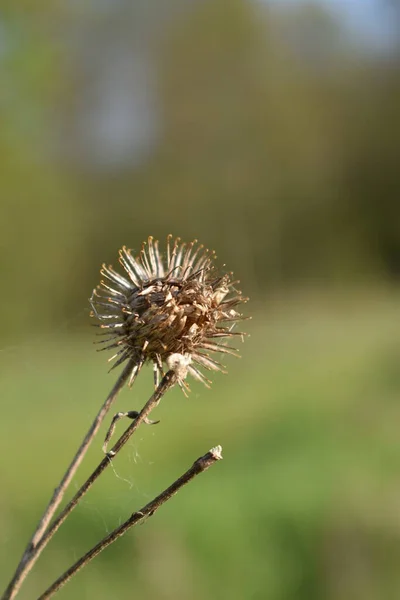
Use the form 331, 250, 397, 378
90, 236, 247, 392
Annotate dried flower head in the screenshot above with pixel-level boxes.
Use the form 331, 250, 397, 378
90, 236, 248, 392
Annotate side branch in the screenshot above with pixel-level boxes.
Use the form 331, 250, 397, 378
2, 358, 136, 600
38, 445, 223, 600
12, 371, 177, 591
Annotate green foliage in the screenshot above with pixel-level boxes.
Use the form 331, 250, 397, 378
1, 295, 400, 599
0, 0, 399, 338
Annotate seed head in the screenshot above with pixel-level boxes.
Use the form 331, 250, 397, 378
90, 236, 248, 392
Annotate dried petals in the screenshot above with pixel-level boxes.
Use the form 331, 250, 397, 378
90, 236, 248, 391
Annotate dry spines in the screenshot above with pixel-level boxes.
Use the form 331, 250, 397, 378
90, 236, 247, 390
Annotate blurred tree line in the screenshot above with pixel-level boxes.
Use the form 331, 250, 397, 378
1, 0, 399, 337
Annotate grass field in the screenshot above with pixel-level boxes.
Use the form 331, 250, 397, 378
1, 291, 400, 600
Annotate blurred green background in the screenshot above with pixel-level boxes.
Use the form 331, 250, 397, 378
1, 1, 400, 599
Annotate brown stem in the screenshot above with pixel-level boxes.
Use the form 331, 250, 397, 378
29, 370, 176, 563
38, 445, 223, 600
1, 358, 137, 600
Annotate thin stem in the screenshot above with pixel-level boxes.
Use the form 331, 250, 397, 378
38, 445, 223, 600
2, 358, 136, 600
30, 370, 176, 564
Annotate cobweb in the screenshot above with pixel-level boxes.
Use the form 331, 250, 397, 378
0, 307, 158, 540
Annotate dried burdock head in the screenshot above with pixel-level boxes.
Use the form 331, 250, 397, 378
90, 236, 248, 393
